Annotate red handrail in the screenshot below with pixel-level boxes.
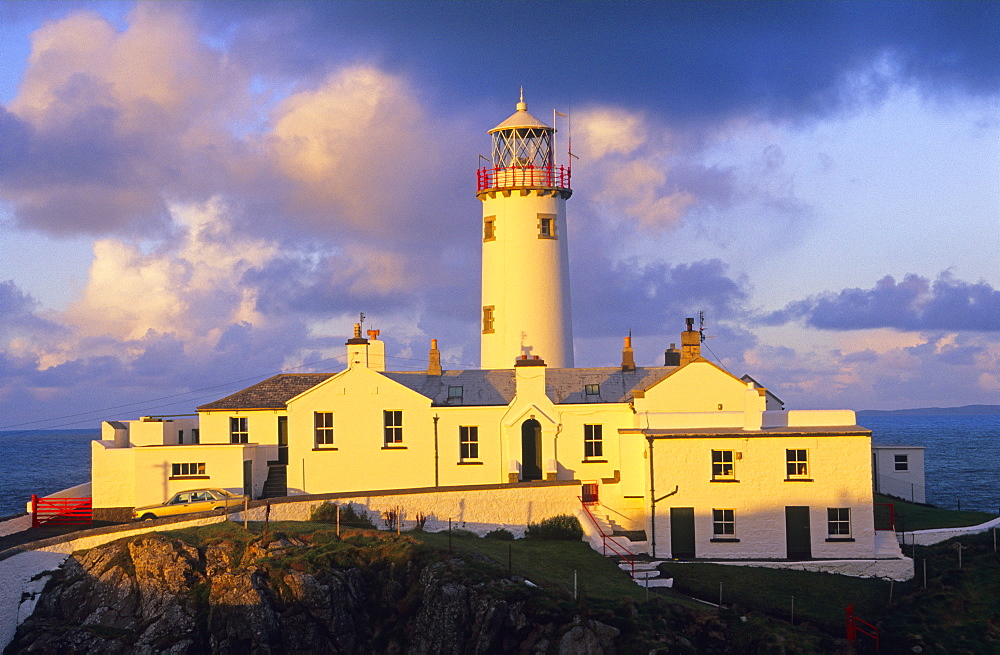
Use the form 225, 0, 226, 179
477, 165, 571, 192
578, 496, 635, 579
32, 495, 93, 528
845, 604, 880, 651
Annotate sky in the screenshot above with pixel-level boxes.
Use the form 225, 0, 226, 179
0, 0, 997, 429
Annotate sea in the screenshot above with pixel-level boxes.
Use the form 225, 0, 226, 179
1, 415, 999, 518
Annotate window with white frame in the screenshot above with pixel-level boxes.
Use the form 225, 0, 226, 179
584, 424, 603, 459
712, 509, 735, 536
460, 426, 479, 460
827, 508, 851, 537
786, 449, 809, 479
894, 454, 908, 471
315, 412, 334, 446
712, 450, 735, 480
230, 417, 248, 444
171, 462, 206, 477
384, 410, 403, 445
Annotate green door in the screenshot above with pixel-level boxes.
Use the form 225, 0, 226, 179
243, 460, 253, 498
670, 507, 696, 559
521, 419, 542, 481
785, 506, 812, 559
277, 416, 288, 465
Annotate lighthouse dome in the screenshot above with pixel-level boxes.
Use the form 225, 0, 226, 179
488, 99, 552, 134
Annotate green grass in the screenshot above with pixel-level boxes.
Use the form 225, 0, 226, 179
658, 560, 892, 633
876, 494, 997, 531
411, 530, 648, 603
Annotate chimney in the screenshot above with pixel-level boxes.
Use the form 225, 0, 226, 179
680, 318, 701, 366
428, 339, 442, 376
346, 322, 370, 368
664, 342, 681, 366
366, 329, 385, 371
621, 335, 636, 372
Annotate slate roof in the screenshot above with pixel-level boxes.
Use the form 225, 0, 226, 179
196, 366, 680, 411
198, 373, 335, 410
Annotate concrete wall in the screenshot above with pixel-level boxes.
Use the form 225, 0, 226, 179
872, 446, 926, 504
645, 432, 877, 561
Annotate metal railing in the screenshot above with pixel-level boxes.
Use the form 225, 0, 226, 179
845, 603, 879, 650
477, 165, 571, 191
31, 495, 92, 528
578, 496, 635, 579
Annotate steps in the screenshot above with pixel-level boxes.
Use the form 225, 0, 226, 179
875, 530, 904, 557
260, 463, 287, 499
619, 560, 673, 587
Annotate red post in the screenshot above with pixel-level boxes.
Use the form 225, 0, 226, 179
31, 494, 38, 528
845, 604, 856, 642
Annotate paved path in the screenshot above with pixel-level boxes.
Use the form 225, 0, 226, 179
0, 515, 30, 538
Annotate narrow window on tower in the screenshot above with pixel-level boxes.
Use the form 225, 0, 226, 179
483, 216, 496, 242
537, 213, 556, 239
482, 305, 495, 334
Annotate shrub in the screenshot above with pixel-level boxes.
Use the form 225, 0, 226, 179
484, 528, 515, 541
309, 502, 376, 529
524, 514, 583, 541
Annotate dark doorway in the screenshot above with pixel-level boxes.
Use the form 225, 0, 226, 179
785, 506, 812, 559
670, 507, 696, 559
521, 419, 542, 481
277, 416, 289, 465
243, 460, 253, 498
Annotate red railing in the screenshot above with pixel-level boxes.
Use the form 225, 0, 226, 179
31, 495, 92, 528
845, 604, 879, 650
477, 165, 571, 192
874, 502, 895, 531
578, 496, 635, 579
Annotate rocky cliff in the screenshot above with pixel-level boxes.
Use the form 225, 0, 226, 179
7, 529, 767, 654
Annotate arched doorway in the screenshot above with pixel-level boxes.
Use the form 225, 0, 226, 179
521, 419, 542, 481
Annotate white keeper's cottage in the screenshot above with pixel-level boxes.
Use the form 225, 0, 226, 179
88, 96, 908, 576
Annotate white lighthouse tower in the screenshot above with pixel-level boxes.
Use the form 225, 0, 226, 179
477, 94, 574, 369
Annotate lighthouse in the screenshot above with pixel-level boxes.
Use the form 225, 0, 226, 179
477, 94, 574, 369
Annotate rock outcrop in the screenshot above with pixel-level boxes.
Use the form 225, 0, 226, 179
7, 530, 744, 654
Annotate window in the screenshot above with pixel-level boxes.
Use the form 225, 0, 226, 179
315, 412, 334, 446
384, 410, 403, 445
482, 305, 495, 334
448, 386, 464, 402
894, 454, 908, 471
538, 214, 556, 239
171, 462, 206, 477
460, 426, 479, 460
230, 417, 248, 444
713, 509, 735, 536
191, 428, 200, 445
178, 429, 184, 445
584, 384, 600, 396
712, 450, 735, 480
584, 424, 603, 459
786, 449, 809, 479
828, 508, 851, 537
483, 216, 496, 241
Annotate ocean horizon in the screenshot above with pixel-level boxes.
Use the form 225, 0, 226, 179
2, 414, 998, 518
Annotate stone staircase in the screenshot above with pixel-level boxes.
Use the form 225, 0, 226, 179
875, 530, 904, 557
260, 463, 287, 499
579, 506, 672, 587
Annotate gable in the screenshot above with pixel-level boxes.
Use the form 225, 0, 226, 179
640, 361, 749, 412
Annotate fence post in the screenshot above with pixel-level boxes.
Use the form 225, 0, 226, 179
31, 494, 38, 529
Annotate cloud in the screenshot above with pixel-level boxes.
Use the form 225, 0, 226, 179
762, 272, 1000, 332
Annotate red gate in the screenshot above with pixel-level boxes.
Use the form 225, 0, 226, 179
846, 604, 879, 651
31, 495, 92, 528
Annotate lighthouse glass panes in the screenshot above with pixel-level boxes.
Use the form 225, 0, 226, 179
493, 128, 552, 169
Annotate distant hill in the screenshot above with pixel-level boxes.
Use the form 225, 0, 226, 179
858, 405, 1000, 416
